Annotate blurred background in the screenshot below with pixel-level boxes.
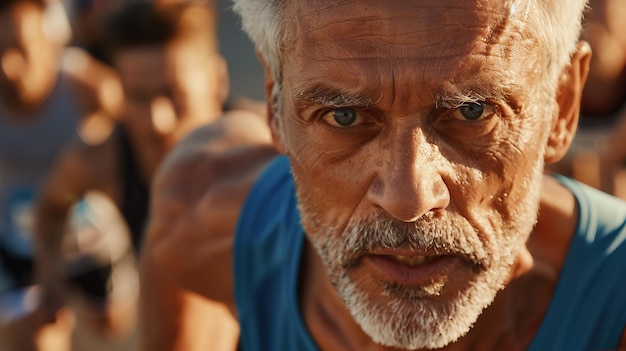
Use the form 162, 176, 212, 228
63, 0, 266, 100
214, 0, 264, 101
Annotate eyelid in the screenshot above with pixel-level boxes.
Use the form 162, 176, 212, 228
322, 106, 364, 128
450, 101, 496, 121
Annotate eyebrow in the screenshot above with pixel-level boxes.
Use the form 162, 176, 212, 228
295, 76, 519, 110
435, 78, 516, 109
295, 84, 378, 108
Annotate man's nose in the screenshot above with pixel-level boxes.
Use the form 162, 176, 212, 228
150, 96, 176, 135
368, 128, 450, 222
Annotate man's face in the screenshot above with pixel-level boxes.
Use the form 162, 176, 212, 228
115, 43, 217, 152
277, 0, 553, 348
0, 2, 57, 107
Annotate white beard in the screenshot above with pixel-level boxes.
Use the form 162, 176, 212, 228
293, 159, 544, 349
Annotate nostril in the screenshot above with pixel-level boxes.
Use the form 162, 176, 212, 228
432, 179, 451, 210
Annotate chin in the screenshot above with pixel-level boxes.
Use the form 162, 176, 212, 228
335, 263, 511, 350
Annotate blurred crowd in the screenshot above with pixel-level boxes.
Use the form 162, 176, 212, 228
0, 0, 250, 349
0, 0, 624, 350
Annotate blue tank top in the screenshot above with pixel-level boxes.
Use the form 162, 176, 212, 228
234, 156, 626, 351
0, 69, 81, 257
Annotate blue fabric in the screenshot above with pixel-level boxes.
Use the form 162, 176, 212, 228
527, 175, 626, 351
234, 159, 626, 351
234, 156, 317, 351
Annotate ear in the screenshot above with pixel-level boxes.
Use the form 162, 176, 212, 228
544, 41, 592, 165
256, 51, 286, 154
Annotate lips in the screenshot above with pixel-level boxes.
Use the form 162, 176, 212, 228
388, 254, 439, 266
361, 252, 460, 287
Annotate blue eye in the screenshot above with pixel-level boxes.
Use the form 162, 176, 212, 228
459, 102, 484, 120
333, 108, 358, 126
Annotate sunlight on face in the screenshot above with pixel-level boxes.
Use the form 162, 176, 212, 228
280, 0, 552, 348
296, 160, 543, 348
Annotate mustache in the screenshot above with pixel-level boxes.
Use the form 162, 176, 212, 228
339, 215, 488, 268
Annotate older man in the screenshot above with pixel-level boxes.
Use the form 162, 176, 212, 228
142, 0, 626, 350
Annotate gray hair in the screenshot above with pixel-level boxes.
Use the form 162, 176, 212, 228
523, 0, 589, 89
231, 0, 286, 110
231, 0, 588, 111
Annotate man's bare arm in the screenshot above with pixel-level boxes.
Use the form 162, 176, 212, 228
32, 139, 107, 317
139, 246, 239, 351
34, 144, 93, 266
140, 109, 277, 337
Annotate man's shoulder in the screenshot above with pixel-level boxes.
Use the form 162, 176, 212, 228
155, 110, 277, 204
562, 176, 626, 233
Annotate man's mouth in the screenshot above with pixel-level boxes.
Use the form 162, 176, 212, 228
388, 255, 440, 267
360, 252, 460, 288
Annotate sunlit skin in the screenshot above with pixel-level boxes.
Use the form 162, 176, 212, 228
270, 0, 567, 349
0, 2, 59, 113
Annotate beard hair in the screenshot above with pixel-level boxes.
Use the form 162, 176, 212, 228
293, 160, 544, 349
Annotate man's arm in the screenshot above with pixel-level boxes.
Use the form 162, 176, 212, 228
34, 48, 121, 252
139, 245, 239, 351
33, 50, 121, 256
139, 110, 277, 350
34, 147, 87, 264
144, 109, 277, 306
32, 140, 107, 311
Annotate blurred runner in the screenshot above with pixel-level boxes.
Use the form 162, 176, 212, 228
33, 0, 244, 349
0, 0, 121, 350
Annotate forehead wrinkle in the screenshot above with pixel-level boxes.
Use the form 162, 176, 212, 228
288, 53, 524, 116
289, 1, 518, 67
434, 51, 523, 102
286, 0, 536, 114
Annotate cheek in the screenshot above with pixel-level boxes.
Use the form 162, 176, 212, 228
491, 123, 546, 204
285, 122, 376, 229
444, 125, 544, 243
290, 153, 367, 227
